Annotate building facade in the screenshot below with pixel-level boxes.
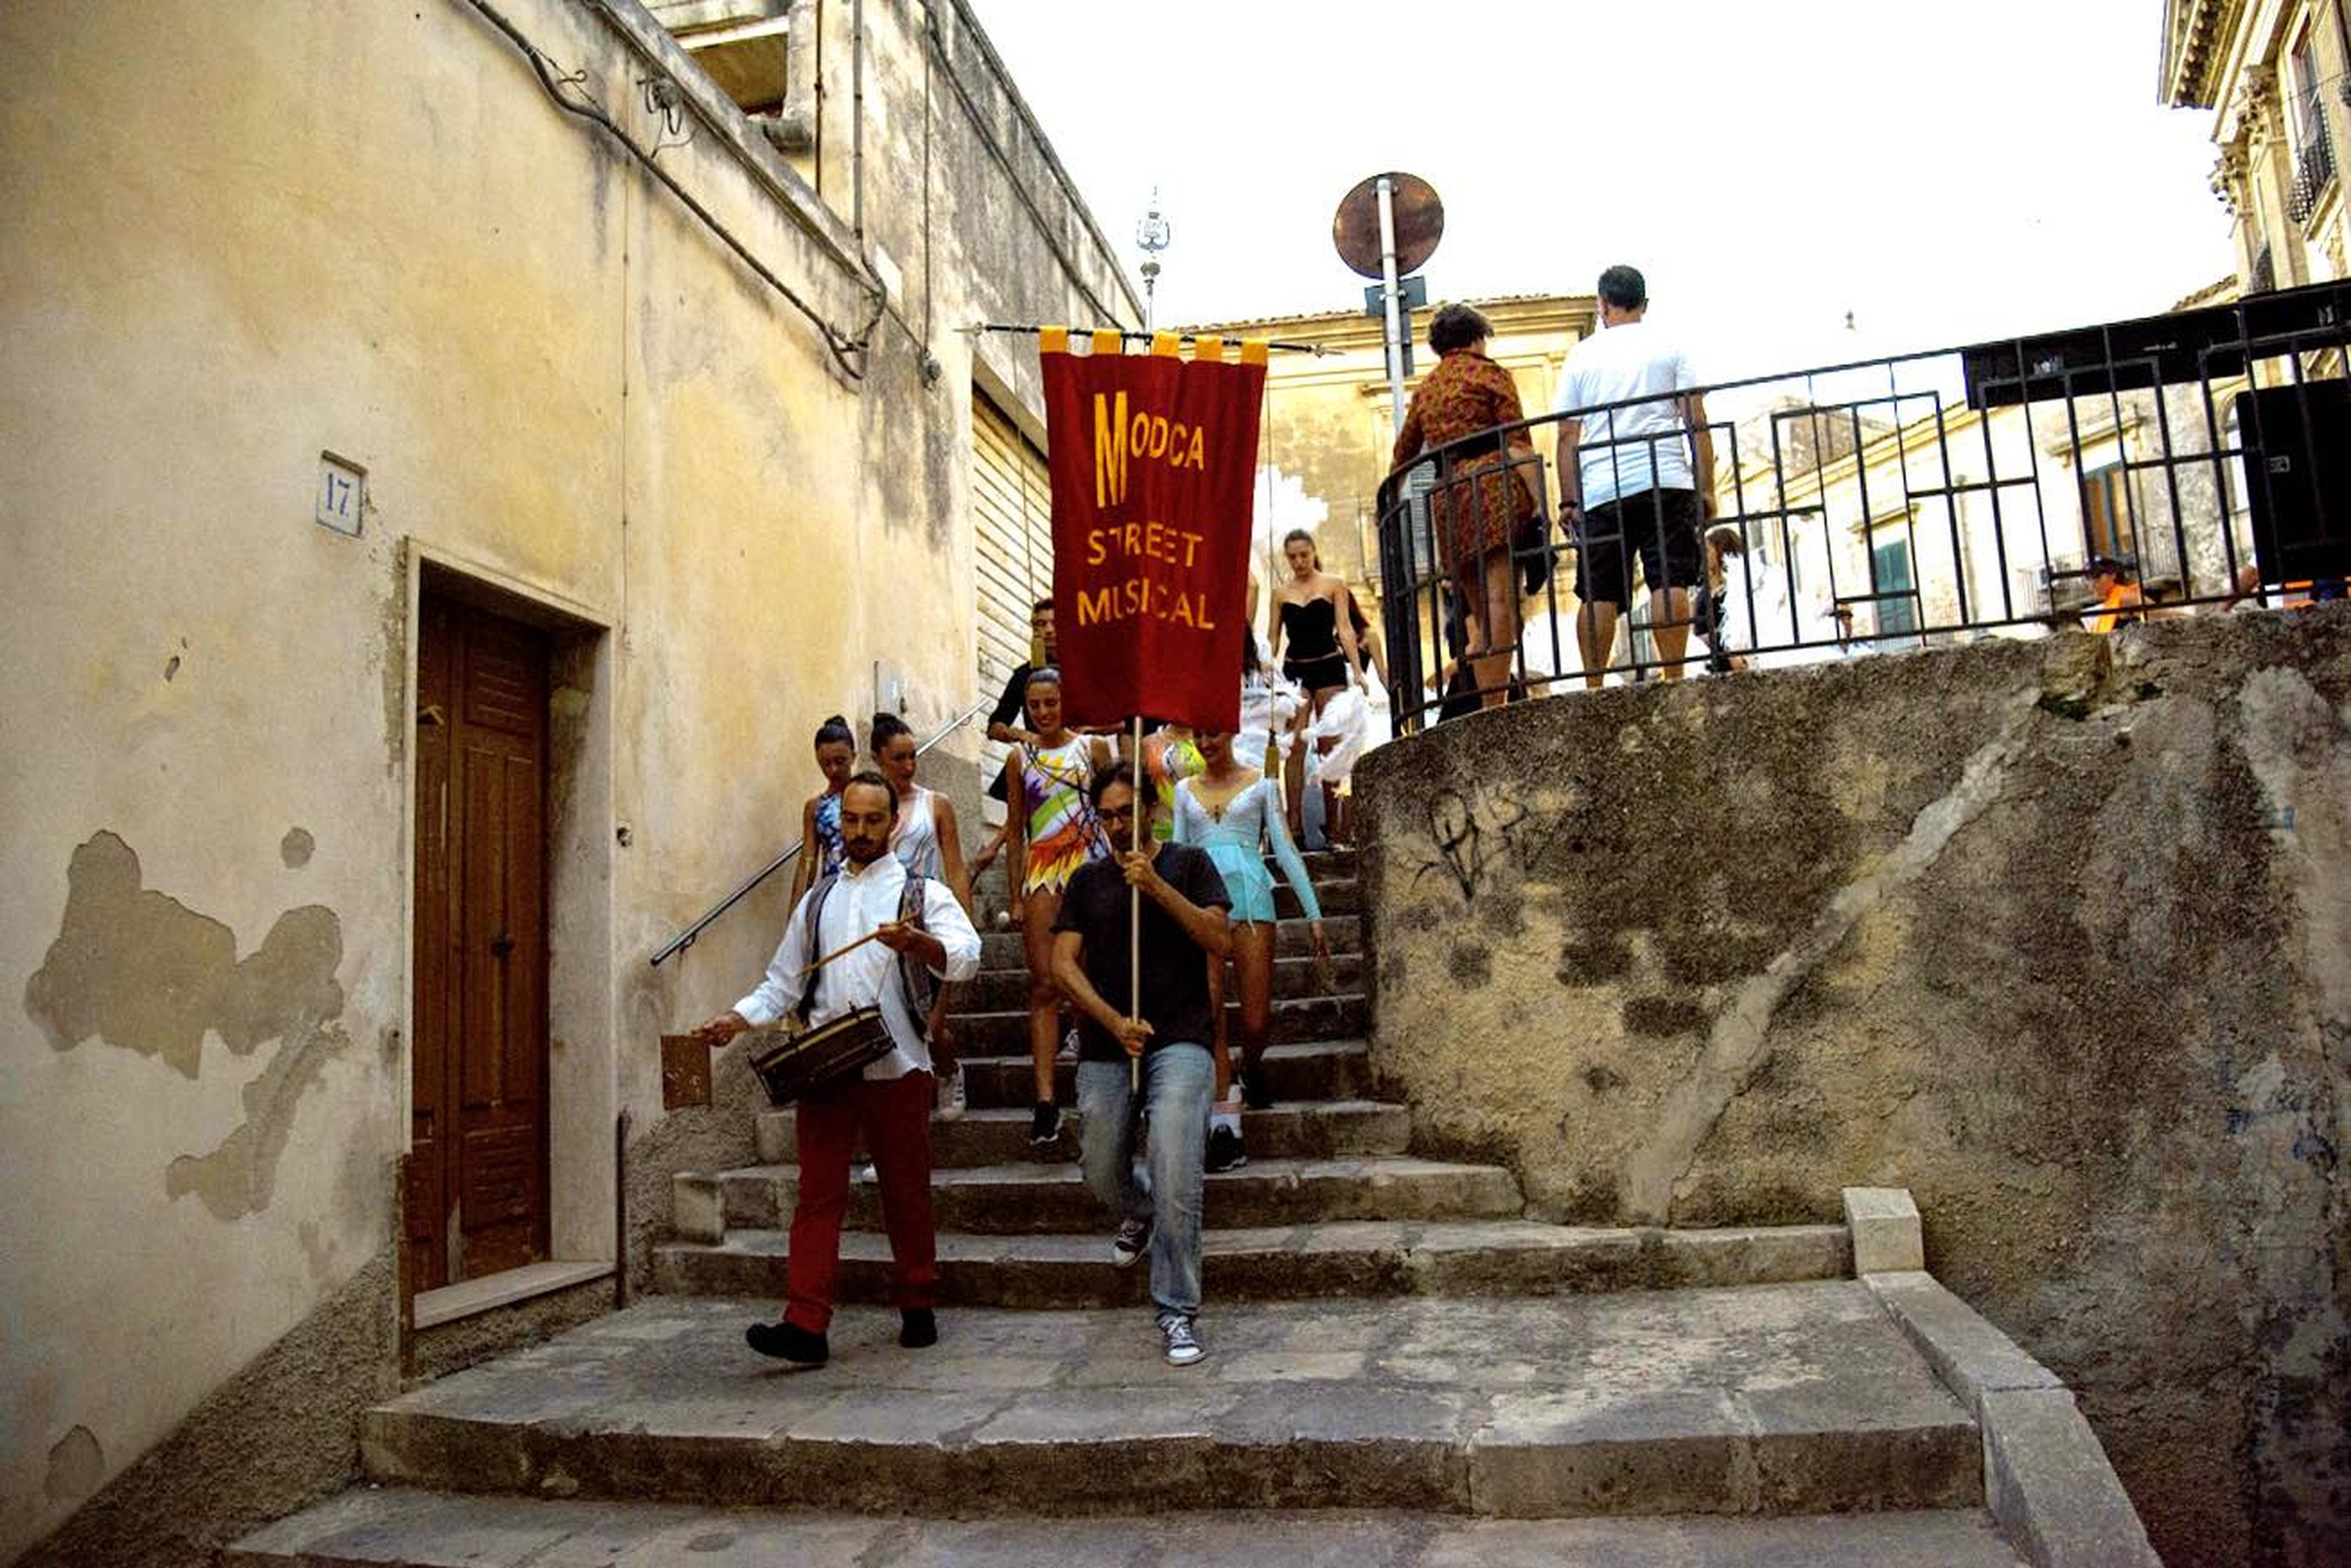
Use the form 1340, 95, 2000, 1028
2166, 0, 2351, 289
0, 2, 1133, 1562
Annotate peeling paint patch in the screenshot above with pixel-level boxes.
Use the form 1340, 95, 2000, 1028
44, 1426, 103, 1502
280, 828, 315, 869
24, 832, 345, 1217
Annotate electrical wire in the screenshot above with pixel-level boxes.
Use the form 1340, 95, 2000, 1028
459, 0, 882, 380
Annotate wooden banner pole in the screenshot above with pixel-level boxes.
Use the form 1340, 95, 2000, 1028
1130, 712, 1145, 1098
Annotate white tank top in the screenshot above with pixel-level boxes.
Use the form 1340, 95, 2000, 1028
890, 785, 942, 880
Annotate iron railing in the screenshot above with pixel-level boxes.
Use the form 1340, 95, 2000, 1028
649, 695, 990, 965
1375, 278, 2351, 733
2288, 119, 2337, 225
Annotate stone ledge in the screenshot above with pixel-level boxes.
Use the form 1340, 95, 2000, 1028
1982, 1389, 2161, 1568
410, 1261, 615, 1330
1861, 1272, 2154, 1568
1863, 1271, 2062, 1411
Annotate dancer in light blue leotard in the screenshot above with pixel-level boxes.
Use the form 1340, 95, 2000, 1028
1172, 730, 1332, 1167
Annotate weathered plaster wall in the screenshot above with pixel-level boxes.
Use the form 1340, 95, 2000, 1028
0, 0, 1134, 1561
1358, 610, 2351, 1567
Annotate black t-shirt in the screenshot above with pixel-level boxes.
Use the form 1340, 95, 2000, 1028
986, 664, 1035, 802
1052, 843, 1230, 1061
989, 663, 1035, 730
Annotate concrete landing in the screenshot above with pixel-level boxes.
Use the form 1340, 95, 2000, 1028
360, 1283, 1980, 1519
231, 1490, 2028, 1566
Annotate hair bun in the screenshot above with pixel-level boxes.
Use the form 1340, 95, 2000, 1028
824, 713, 848, 727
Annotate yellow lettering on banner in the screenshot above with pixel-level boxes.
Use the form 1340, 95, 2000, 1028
1086, 529, 1108, 568
1078, 585, 1115, 625
1094, 390, 1129, 508
1180, 530, 1203, 567
1186, 427, 1206, 470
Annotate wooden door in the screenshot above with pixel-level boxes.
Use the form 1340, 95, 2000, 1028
408, 593, 551, 1292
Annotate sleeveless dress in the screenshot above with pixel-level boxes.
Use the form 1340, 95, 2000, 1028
1171, 774, 1321, 924
1142, 729, 1206, 842
890, 783, 942, 880
1280, 597, 1347, 691
812, 790, 846, 877
1019, 738, 1105, 895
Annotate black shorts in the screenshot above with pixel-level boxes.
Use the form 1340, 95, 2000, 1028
1573, 489, 1704, 610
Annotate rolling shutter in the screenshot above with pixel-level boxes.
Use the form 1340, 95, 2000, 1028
971, 395, 1053, 813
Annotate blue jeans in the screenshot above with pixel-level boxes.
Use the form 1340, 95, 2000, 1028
1076, 1043, 1213, 1319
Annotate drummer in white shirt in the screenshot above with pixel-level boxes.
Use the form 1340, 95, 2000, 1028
691, 771, 980, 1369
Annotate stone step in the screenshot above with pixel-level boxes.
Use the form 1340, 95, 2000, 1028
654, 1220, 1854, 1308
355, 1285, 1985, 1520
950, 992, 1368, 1057
231, 1490, 2027, 1566
978, 913, 1359, 970
956, 950, 1364, 1012
961, 1037, 1375, 1110
754, 1097, 1413, 1167
711, 1154, 1524, 1233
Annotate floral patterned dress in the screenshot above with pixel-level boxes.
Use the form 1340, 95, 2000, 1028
1392, 348, 1537, 576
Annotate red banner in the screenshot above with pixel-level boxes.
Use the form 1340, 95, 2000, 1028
1040, 328, 1267, 733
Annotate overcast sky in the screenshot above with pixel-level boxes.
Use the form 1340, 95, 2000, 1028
970, 0, 2233, 382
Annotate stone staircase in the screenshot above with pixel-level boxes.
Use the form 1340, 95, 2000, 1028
229, 844, 2145, 1565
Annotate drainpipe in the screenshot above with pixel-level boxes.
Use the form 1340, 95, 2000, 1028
851, 0, 865, 240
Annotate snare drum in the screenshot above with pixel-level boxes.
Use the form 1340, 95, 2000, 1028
747, 1005, 895, 1105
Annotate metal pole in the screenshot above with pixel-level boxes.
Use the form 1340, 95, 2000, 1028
1376, 176, 1409, 435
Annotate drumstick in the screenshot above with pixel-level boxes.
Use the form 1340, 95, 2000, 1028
794, 927, 886, 978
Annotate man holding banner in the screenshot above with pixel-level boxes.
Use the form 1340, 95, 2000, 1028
1052, 763, 1230, 1363
1030, 325, 1268, 1362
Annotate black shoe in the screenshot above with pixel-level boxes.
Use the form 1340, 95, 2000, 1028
744, 1320, 828, 1367
1205, 1123, 1246, 1173
1240, 1071, 1273, 1112
899, 1308, 938, 1348
1030, 1100, 1063, 1145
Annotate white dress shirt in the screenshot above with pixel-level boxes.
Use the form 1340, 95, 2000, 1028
733, 854, 980, 1080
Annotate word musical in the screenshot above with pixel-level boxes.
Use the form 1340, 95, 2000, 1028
1073, 578, 1219, 629
1093, 390, 1210, 507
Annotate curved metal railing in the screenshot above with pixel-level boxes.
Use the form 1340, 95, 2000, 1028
1375, 278, 2350, 734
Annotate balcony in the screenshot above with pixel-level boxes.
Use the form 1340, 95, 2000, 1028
2287, 121, 2336, 226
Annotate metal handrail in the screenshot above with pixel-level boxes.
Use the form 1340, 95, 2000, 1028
648, 696, 992, 966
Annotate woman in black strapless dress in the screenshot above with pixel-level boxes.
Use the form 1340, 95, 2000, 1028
1267, 529, 1363, 843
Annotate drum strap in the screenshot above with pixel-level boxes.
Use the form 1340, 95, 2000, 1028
793, 874, 934, 1037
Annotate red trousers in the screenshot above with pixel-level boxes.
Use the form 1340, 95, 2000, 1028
784, 1068, 937, 1333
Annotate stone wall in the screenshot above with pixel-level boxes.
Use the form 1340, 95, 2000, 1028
1357, 611, 2351, 1568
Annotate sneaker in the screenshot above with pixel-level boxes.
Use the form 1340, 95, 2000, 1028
744, 1320, 828, 1368
934, 1064, 966, 1121
855, 1161, 877, 1185
1111, 1215, 1152, 1267
1159, 1315, 1206, 1366
1205, 1123, 1246, 1173
1030, 1101, 1063, 1146
899, 1308, 938, 1349
1058, 1026, 1081, 1061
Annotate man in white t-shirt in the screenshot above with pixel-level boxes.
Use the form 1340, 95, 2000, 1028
1551, 266, 1717, 687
